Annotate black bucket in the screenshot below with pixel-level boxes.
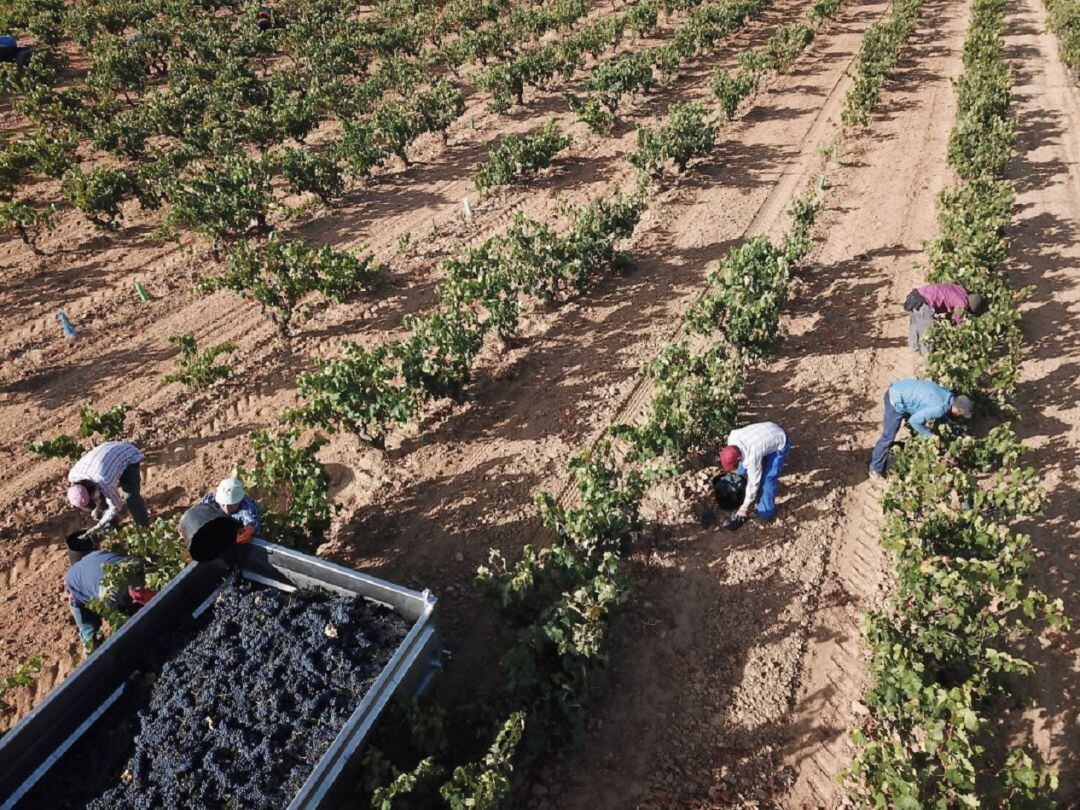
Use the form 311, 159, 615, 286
883, 440, 906, 477
65, 531, 94, 565
179, 503, 239, 562
711, 472, 747, 511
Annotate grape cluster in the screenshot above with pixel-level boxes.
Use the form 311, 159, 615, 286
33, 575, 409, 809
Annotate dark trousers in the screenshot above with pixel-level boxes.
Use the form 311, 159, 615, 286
907, 304, 934, 358
870, 392, 904, 473
70, 598, 102, 645
119, 462, 149, 526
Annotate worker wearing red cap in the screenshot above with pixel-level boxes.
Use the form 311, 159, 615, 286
719, 421, 790, 529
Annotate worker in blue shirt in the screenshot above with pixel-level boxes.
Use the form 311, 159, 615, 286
869, 378, 973, 479
66, 550, 155, 653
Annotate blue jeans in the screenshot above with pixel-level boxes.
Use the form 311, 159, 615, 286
738, 430, 791, 518
70, 598, 101, 646
870, 391, 904, 473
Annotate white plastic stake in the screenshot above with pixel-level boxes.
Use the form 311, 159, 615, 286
462, 197, 472, 222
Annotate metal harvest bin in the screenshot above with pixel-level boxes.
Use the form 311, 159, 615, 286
0, 539, 443, 809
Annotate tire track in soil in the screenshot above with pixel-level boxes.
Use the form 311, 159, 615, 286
0, 0, 818, 550
998, 0, 1080, 799
776, 0, 971, 802
0, 0, 836, 718
0, 0, 802, 371
0, 0, 818, 513
544, 0, 869, 512
530, 0, 971, 806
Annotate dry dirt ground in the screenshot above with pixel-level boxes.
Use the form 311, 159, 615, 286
529, 0, 1080, 805
1003, 0, 1080, 802
1, 0, 1078, 804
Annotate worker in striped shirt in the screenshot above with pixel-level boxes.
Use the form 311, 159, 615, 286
719, 421, 791, 530
67, 441, 150, 538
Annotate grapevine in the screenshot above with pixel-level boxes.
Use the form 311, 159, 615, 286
842, 0, 926, 127
711, 0, 845, 120
473, 119, 571, 194
28, 401, 129, 460
292, 187, 643, 447
200, 235, 378, 337
0, 0, 597, 262
0, 656, 44, 717
163, 332, 237, 387
630, 100, 718, 175
241, 428, 339, 553
612, 340, 745, 460
846, 0, 1066, 803
1046, 0, 1080, 71
562, 0, 774, 132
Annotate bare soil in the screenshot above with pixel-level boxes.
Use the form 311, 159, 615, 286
1, 0, 1078, 804
1001, 0, 1080, 802
541, 0, 968, 804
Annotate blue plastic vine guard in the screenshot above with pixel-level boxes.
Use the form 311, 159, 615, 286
57, 311, 76, 339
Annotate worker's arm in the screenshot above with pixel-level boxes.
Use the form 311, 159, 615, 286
235, 499, 260, 543
86, 483, 123, 536
908, 405, 940, 437
738, 452, 764, 516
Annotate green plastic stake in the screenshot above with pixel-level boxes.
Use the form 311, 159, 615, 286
134, 281, 149, 301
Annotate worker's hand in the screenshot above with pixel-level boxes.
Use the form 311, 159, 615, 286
128, 586, 158, 606
236, 524, 255, 544
736, 507, 749, 519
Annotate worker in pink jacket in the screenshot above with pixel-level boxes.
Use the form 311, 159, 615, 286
903, 283, 986, 358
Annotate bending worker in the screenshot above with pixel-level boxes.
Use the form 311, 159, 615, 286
903, 283, 985, 358
719, 421, 790, 530
200, 471, 260, 543
66, 550, 154, 652
67, 441, 149, 538
869, 378, 973, 479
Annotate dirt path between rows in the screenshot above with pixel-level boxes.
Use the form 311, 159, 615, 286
1001, 0, 1080, 799
541, 0, 972, 805
4, 0, 1075, 802
0, 0, 827, 717
0, 0, 864, 721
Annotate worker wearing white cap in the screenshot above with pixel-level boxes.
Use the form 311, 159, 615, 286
198, 471, 261, 544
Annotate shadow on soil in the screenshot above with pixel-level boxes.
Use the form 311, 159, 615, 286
995, 5, 1080, 801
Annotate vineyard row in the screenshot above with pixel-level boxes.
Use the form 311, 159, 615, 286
7, 0, 872, 803
845, 0, 1068, 804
